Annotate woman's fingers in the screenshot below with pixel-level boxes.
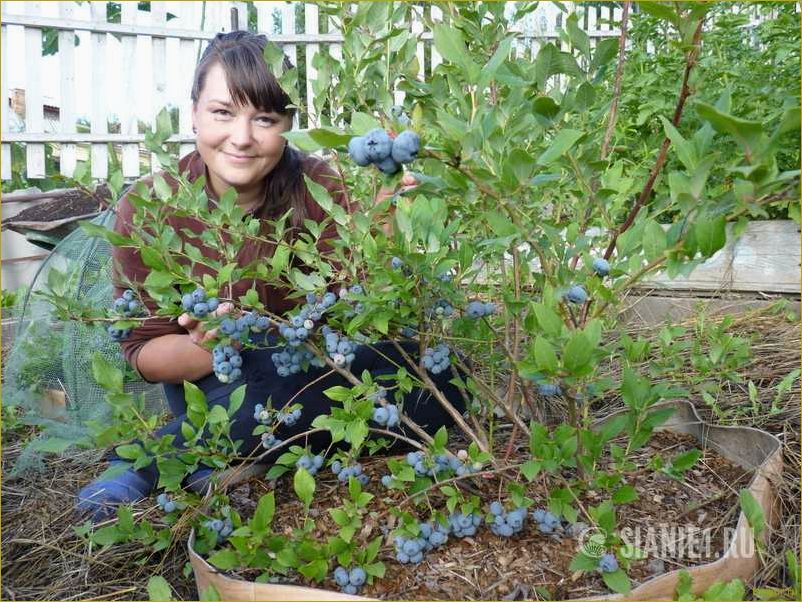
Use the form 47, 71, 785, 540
177, 312, 198, 330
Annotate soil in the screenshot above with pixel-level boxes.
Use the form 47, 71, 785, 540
3, 186, 110, 226
216, 430, 753, 600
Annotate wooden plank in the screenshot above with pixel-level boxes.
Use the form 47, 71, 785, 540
120, 2, 141, 177
412, 3, 425, 80
58, 2, 77, 177
641, 221, 801, 294
1, 22, 10, 181
178, 2, 197, 160
281, 1, 299, 131
304, 2, 319, 128
3, 133, 196, 143
24, 3, 46, 179
430, 4, 443, 69
619, 295, 800, 326
1, 14, 423, 44
89, 1, 108, 179
150, 1, 167, 174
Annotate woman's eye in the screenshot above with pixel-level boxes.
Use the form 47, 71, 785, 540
255, 116, 276, 126
212, 109, 231, 117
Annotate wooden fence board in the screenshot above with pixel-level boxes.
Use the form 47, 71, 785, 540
641, 221, 801, 294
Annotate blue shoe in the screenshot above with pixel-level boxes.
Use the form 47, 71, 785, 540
183, 466, 215, 494
76, 463, 154, 523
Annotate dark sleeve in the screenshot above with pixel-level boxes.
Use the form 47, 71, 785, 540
111, 186, 184, 374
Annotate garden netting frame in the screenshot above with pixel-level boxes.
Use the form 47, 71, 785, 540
3, 207, 166, 476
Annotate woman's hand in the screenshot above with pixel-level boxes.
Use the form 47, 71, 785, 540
376, 172, 418, 205
177, 301, 236, 347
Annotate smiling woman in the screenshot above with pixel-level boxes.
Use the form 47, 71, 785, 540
75, 31, 464, 523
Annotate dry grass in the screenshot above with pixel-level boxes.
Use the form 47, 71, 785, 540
1, 304, 799, 600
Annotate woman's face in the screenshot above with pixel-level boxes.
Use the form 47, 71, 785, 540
192, 62, 293, 203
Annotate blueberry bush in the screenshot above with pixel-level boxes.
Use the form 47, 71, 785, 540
41, 2, 798, 596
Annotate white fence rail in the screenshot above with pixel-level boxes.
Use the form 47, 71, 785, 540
1, 1, 630, 183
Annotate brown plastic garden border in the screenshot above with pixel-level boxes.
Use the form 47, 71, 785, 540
187, 399, 782, 601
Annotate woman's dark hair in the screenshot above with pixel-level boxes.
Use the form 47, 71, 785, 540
192, 31, 308, 231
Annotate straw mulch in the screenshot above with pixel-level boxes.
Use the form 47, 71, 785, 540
1, 302, 799, 600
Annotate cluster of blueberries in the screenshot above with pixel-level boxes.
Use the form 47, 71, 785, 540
321, 325, 358, 369
531, 508, 563, 534
332, 565, 367, 595
465, 300, 497, 319
296, 453, 325, 475
182, 287, 220, 319
212, 344, 243, 384
202, 517, 234, 543
331, 460, 370, 485
429, 298, 455, 318
403, 450, 482, 479
156, 492, 178, 513
271, 347, 318, 377
488, 502, 527, 537
108, 289, 147, 341
393, 520, 450, 564
348, 128, 420, 175
368, 387, 400, 429
253, 403, 303, 450
219, 311, 272, 340
448, 511, 483, 537
422, 343, 451, 375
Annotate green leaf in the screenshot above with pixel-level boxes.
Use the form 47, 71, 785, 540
521, 459, 541, 481
207, 404, 229, 425
643, 220, 667, 261
602, 568, 631, 594
30, 437, 75, 453
590, 38, 619, 73
92, 353, 124, 392
114, 443, 143, 460
638, 2, 679, 26
303, 175, 348, 226
533, 337, 559, 373
739, 489, 765, 540
350, 111, 382, 135
228, 385, 246, 418
569, 551, 601, 572
140, 246, 167, 271
612, 484, 638, 504
565, 12, 590, 58
433, 24, 469, 68
534, 43, 582, 88
306, 127, 351, 149
696, 101, 764, 157
562, 332, 592, 375
532, 303, 564, 338
537, 129, 584, 165
693, 216, 726, 258
294, 467, 316, 507
478, 36, 514, 89
669, 448, 702, 473
147, 576, 174, 601
208, 549, 239, 571
252, 492, 276, 533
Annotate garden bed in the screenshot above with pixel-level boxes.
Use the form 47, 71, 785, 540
204, 428, 754, 600
1, 307, 798, 601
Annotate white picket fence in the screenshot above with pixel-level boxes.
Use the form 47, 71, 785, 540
0, 1, 636, 183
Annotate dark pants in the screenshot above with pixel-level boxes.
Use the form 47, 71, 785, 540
122, 338, 465, 487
